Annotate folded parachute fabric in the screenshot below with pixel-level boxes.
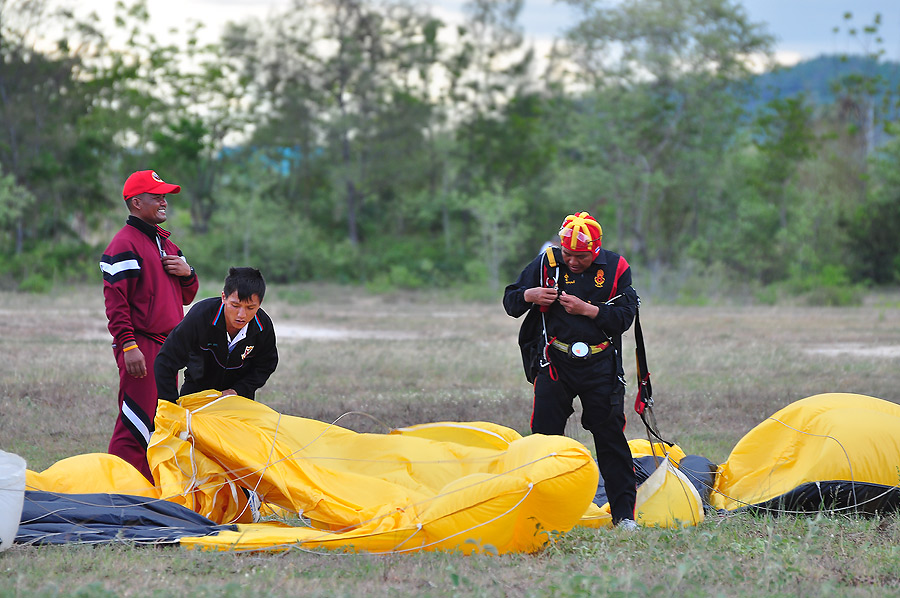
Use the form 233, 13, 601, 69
17, 491, 236, 545
712, 393, 900, 514
151, 391, 600, 554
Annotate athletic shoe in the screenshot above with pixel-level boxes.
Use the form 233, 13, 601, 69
616, 518, 639, 531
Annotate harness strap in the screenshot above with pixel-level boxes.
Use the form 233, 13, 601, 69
538, 248, 559, 379
633, 302, 674, 449
550, 339, 611, 354
540, 247, 559, 314
545, 245, 556, 267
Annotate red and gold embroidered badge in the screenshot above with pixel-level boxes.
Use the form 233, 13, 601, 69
594, 270, 605, 288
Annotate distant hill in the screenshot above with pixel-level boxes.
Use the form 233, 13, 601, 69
748, 54, 900, 113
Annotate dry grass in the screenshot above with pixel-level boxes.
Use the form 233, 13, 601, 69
2, 284, 900, 596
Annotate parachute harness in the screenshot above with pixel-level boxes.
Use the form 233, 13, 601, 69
539, 246, 560, 381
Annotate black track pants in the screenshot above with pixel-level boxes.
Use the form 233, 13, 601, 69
531, 351, 636, 523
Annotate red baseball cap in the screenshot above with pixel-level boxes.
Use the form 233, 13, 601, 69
122, 170, 181, 201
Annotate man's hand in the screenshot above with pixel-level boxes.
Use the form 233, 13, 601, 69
220, 389, 237, 397
558, 292, 600, 318
162, 255, 192, 277
524, 286, 559, 306
124, 345, 147, 378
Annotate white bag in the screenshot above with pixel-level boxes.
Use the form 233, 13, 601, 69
0, 449, 26, 551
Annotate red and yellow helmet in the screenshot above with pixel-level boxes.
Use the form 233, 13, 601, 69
559, 212, 603, 259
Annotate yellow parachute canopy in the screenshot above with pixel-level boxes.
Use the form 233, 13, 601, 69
712, 392, 900, 513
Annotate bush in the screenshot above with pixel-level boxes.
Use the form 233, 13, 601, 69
0, 238, 98, 293
361, 237, 463, 290
18, 273, 53, 293
786, 264, 865, 307
178, 214, 347, 284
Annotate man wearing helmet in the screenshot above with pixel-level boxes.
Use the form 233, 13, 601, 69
503, 211, 639, 530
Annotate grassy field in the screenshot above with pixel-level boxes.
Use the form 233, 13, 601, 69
2, 284, 900, 597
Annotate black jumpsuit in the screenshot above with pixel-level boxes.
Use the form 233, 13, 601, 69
503, 246, 638, 522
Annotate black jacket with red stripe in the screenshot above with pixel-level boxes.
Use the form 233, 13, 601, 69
503, 246, 638, 381
154, 297, 279, 403
100, 216, 199, 347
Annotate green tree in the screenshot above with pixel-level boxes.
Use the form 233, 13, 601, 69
828, 12, 900, 284
446, 0, 555, 284
703, 94, 818, 286
753, 95, 816, 229
230, 0, 439, 252
0, 163, 35, 255
551, 0, 773, 287
78, 0, 253, 234
0, 0, 110, 287
845, 130, 900, 284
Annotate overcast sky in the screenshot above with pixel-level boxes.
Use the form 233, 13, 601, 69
68, 0, 900, 65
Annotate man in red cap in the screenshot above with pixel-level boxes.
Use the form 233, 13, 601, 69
99, 170, 199, 481
503, 211, 639, 530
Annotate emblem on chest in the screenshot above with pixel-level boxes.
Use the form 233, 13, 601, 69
594, 270, 605, 288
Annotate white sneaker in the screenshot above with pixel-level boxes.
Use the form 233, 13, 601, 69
616, 518, 639, 531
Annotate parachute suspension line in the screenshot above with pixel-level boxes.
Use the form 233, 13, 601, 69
166, 391, 274, 522
665, 456, 703, 526
390, 484, 536, 555
185, 406, 228, 522
231, 412, 286, 524
176, 407, 523, 525
708, 486, 899, 519
184, 408, 199, 492
272, 411, 401, 468
293, 480, 537, 555
175, 408, 505, 509
631, 297, 674, 456
765, 415, 860, 517
389, 523, 425, 552
214, 454, 564, 555
704, 418, 886, 518
330, 452, 566, 533
269, 452, 577, 554
328, 410, 395, 434
224, 410, 397, 485
159, 409, 397, 524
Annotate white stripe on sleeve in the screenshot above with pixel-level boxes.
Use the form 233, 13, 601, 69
99, 259, 140, 276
